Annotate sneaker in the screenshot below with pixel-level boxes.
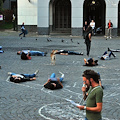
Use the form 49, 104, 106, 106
108, 47, 111, 51
34, 70, 39, 75
59, 71, 64, 78
110, 37, 112, 39
8, 72, 12, 76
80, 52, 83, 55
0, 66, 1, 69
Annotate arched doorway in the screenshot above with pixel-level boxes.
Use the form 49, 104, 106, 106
118, 1, 120, 36
83, 0, 106, 35
52, 0, 71, 33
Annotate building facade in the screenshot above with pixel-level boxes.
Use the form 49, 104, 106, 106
17, 0, 120, 36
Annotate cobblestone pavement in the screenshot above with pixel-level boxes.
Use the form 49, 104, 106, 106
0, 30, 120, 120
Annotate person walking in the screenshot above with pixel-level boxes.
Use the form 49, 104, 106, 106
77, 69, 103, 120
84, 25, 92, 56
19, 22, 26, 37
107, 20, 113, 39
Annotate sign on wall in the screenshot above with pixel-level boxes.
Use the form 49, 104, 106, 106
0, 15, 3, 21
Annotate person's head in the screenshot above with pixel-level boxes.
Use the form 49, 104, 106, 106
49, 83, 56, 90
82, 69, 99, 87
17, 51, 21, 55
85, 21, 87, 25
10, 76, 21, 83
22, 22, 24, 25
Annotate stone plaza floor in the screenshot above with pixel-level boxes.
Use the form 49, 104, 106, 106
0, 30, 120, 120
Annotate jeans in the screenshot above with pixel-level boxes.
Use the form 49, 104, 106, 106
0, 46, 2, 50
85, 117, 102, 120
11, 73, 35, 78
50, 73, 63, 82
30, 51, 45, 56
107, 28, 112, 37
0, 50, 4, 53
19, 29, 25, 37
86, 41, 91, 56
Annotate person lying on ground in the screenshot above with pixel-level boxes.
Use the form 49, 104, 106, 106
8, 70, 39, 83
44, 72, 64, 90
17, 50, 47, 56
98, 51, 116, 60
108, 47, 120, 52
0, 46, 4, 53
55, 50, 83, 55
21, 52, 31, 60
84, 58, 98, 66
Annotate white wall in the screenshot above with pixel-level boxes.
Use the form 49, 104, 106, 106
17, 0, 37, 25
37, 0, 50, 27
71, 0, 83, 28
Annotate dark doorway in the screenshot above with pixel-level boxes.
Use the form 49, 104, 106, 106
83, 0, 106, 34
118, 1, 120, 36
53, 0, 71, 32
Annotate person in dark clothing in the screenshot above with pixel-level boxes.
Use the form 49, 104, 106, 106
108, 47, 120, 52
44, 72, 64, 90
21, 52, 31, 60
55, 50, 83, 55
83, 21, 88, 39
98, 51, 116, 60
84, 58, 98, 66
84, 25, 92, 56
8, 70, 39, 83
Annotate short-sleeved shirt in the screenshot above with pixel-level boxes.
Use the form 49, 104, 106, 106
86, 86, 103, 120
44, 81, 62, 89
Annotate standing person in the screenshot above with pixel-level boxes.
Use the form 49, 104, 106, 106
44, 72, 64, 90
19, 22, 26, 37
84, 25, 92, 56
83, 21, 88, 39
107, 20, 113, 39
90, 20, 95, 35
77, 69, 103, 120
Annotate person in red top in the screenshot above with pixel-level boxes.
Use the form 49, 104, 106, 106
107, 20, 113, 39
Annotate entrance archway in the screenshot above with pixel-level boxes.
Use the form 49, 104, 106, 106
83, 0, 106, 35
52, 0, 71, 33
118, 1, 120, 36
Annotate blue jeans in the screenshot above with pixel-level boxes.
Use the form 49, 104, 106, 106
0, 46, 2, 50
11, 73, 35, 78
85, 117, 102, 120
19, 29, 25, 36
50, 73, 63, 82
30, 51, 45, 56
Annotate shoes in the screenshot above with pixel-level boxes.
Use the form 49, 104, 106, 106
34, 70, 39, 76
80, 52, 83, 55
44, 52, 47, 56
0, 66, 1, 69
59, 71, 64, 78
110, 37, 112, 39
8, 72, 12, 76
108, 47, 111, 51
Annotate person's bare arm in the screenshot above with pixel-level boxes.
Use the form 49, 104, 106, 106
77, 103, 102, 112
44, 79, 51, 85
57, 78, 63, 88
